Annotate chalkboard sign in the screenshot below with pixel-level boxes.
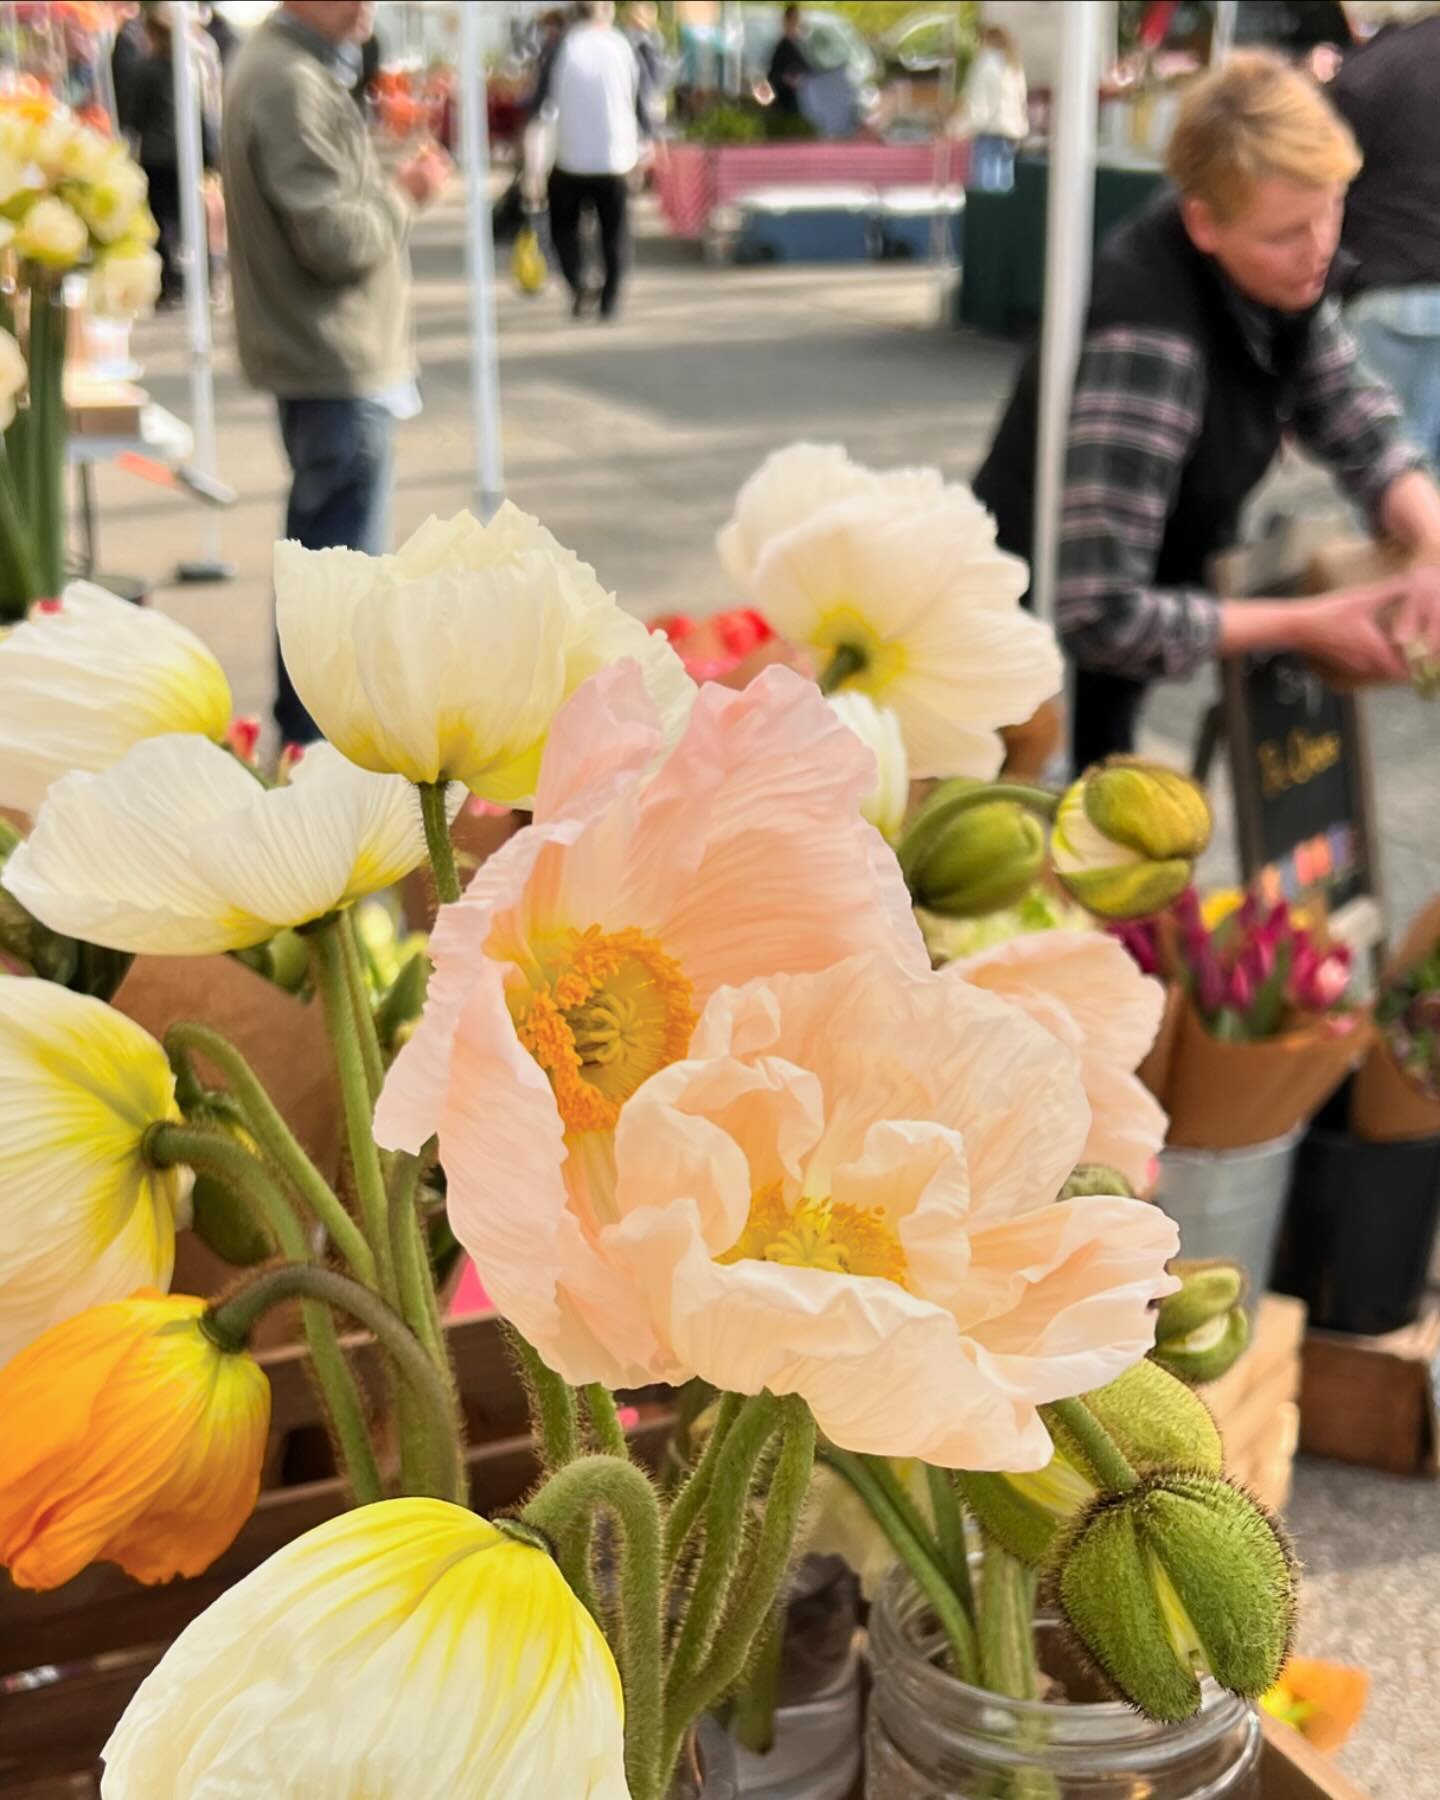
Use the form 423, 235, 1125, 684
1220, 650, 1379, 916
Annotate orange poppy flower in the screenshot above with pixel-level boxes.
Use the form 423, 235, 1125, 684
0, 1291, 270, 1591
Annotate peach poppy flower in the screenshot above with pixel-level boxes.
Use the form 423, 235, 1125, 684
950, 931, 1170, 1193
375, 662, 927, 1386
597, 955, 1179, 1468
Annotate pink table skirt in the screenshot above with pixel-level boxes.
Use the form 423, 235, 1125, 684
656, 139, 962, 239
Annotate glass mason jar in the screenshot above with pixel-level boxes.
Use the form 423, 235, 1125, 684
866, 1569, 1263, 1800
671, 1717, 741, 1798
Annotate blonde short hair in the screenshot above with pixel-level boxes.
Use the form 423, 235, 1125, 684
1165, 50, 1361, 220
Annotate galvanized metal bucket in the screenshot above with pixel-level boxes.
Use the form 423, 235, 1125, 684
1152, 1129, 1303, 1305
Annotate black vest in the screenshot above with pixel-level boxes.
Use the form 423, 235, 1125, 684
973, 195, 1319, 591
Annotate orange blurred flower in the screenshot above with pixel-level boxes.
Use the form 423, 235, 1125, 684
0, 1291, 270, 1590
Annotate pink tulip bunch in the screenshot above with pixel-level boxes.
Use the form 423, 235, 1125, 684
1170, 889, 1353, 1043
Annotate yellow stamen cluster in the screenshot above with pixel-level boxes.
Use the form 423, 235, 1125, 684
514, 925, 697, 1132
719, 1181, 910, 1287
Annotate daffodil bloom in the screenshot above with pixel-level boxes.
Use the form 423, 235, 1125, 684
101, 1498, 628, 1798
0, 1292, 269, 1589
593, 953, 1178, 1467
826, 690, 909, 842
718, 443, 1062, 778
88, 246, 162, 319
0, 584, 232, 816
4, 736, 448, 955
15, 195, 88, 268
951, 930, 1169, 1193
0, 981, 187, 1366
71, 155, 148, 244
274, 506, 694, 805
376, 661, 928, 1385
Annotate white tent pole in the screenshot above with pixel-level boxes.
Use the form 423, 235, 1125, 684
458, 0, 504, 520
1212, 0, 1239, 63
170, 0, 229, 580
1030, 0, 1103, 625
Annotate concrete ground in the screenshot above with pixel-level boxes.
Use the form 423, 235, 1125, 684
86, 193, 1440, 1796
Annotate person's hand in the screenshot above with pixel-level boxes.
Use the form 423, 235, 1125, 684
1389, 560, 1440, 696
396, 143, 451, 209
1289, 579, 1418, 684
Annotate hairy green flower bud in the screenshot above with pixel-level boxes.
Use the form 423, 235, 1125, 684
1057, 1473, 1296, 1722
1151, 1261, 1250, 1385
1051, 760, 1212, 921
959, 1362, 1221, 1568
899, 778, 1046, 919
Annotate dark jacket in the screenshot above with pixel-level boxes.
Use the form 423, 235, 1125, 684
1331, 18, 1440, 295
974, 195, 1318, 594
131, 49, 220, 174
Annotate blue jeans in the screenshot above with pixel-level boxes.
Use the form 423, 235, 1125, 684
970, 134, 1018, 195
1347, 286, 1440, 469
275, 396, 394, 744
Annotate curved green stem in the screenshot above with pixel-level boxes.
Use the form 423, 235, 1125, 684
309, 921, 397, 1301
523, 1456, 665, 1800
504, 1324, 579, 1470
338, 909, 384, 1103
664, 1394, 779, 1701
583, 1383, 630, 1459
978, 1534, 1041, 1703
862, 1455, 946, 1570
822, 1446, 979, 1684
146, 1120, 382, 1505
163, 1021, 376, 1286
388, 1151, 449, 1371
664, 1390, 742, 1564
662, 1397, 816, 1783
926, 1464, 977, 1619
1042, 1398, 1139, 1494
417, 781, 461, 905
207, 1263, 465, 1505
941, 781, 1060, 820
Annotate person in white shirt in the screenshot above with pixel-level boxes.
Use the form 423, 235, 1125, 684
538, 0, 649, 319
959, 25, 1028, 195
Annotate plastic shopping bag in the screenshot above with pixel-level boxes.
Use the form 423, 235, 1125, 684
511, 224, 548, 296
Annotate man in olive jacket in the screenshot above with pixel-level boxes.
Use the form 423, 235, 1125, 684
223, 0, 447, 742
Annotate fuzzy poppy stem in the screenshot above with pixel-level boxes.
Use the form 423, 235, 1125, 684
417, 781, 462, 905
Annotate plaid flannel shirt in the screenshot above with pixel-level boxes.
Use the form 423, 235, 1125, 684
1056, 298, 1427, 682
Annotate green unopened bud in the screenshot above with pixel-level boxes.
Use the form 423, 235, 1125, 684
185, 1119, 276, 1265
1152, 1262, 1250, 1384
1058, 1474, 1296, 1722
1051, 760, 1212, 921
377, 949, 430, 1052
1059, 1163, 1138, 1200
267, 928, 310, 994
899, 779, 1046, 918
960, 1362, 1221, 1568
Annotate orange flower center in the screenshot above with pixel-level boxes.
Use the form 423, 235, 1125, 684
718, 1182, 910, 1287
512, 925, 697, 1133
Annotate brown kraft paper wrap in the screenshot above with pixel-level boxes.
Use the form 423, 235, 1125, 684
1137, 981, 1185, 1110
1351, 895, 1440, 1143
113, 954, 343, 1348
1162, 997, 1372, 1152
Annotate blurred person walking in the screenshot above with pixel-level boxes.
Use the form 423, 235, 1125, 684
1331, 3, 1440, 466
130, 1, 220, 306
767, 4, 811, 118
959, 24, 1028, 195
538, 0, 650, 320
222, 0, 449, 744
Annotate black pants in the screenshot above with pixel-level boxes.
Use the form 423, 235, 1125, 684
145, 164, 182, 299
1070, 666, 1149, 771
548, 168, 628, 312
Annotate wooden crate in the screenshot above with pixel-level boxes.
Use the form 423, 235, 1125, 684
1261, 1715, 1372, 1800
1206, 1294, 1308, 1511
1299, 1296, 1440, 1477
0, 1309, 670, 1792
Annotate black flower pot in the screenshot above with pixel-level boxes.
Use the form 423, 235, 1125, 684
1273, 1087, 1440, 1335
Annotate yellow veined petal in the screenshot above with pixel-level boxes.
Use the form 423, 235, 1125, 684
0, 1293, 268, 1589
0, 584, 232, 815
3, 737, 434, 954
0, 983, 185, 1366
101, 1499, 628, 1799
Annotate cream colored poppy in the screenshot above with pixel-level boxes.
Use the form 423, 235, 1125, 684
827, 691, 909, 842
0, 982, 187, 1367
101, 1499, 628, 1798
275, 506, 693, 805
3, 736, 440, 955
0, 584, 232, 816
